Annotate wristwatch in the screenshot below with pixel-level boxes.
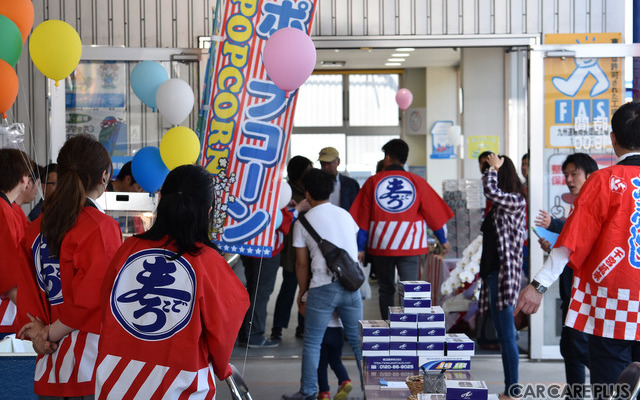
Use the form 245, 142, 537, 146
531, 280, 547, 294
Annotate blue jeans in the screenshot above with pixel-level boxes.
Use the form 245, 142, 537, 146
300, 282, 363, 396
372, 255, 419, 320
241, 254, 281, 344
486, 272, 519, 396
318, 326, 350, 393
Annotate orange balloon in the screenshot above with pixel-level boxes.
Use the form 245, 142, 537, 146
0, 0, 34, 43
0, 59, 18, 118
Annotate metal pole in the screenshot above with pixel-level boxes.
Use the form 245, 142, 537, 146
633, 0, 640, 101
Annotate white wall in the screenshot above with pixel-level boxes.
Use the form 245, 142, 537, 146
403, 68, 427, 167
461, 47, 506, 180
425, 67, 459, 196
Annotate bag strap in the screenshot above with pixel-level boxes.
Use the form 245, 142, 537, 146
299, 215, 324, 245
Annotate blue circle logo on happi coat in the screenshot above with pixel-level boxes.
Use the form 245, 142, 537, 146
375, 176, 416, 213
32, 234, 63, 305
111, 248, 196, 341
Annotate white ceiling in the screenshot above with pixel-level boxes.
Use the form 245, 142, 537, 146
315, 47, 461, 70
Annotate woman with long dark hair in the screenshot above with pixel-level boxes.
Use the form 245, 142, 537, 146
94, 164, 249, 398
18, 134, 123, 398
478, 153, 527, 400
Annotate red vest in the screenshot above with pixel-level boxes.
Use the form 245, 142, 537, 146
17, 207, 122, 396
96, 237, 249, 399
557, 164, 640, 340
350, 169, 453, 256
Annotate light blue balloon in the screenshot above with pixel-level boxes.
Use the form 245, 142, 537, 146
131, 61, 169, 110
275, 209, 283, 229
131, 146, 169, 193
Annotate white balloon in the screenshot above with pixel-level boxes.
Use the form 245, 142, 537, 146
278, 182, 292, 209
156, 79, 195, 125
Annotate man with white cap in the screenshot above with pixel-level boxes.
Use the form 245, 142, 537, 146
318, 147, 360, 211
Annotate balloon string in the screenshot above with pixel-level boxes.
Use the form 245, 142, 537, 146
241, 255, 265, 378
16, 65, 45, 201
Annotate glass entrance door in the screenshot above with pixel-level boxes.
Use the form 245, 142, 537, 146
528, 41, 640, 359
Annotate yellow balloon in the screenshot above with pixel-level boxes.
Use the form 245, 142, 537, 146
29, 20, 82, 86
160, 127, 201, 170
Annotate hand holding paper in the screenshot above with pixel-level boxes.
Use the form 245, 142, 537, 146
532, 226, 559, 249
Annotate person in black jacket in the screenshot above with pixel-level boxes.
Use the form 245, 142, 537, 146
318, 147, 360, 211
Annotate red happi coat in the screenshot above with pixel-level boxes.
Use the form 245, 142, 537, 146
17, 205, 122, 397
350, 168, 454, 256
12, 202, 28, 235
95, 236, 249, 399
0, 196, 23, 333
557, 162, 640, 340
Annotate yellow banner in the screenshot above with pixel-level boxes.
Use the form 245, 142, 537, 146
468, 136, 499, 159
544, 33, 623, 149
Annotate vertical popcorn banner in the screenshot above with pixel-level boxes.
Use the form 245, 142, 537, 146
200, 0, 317, 256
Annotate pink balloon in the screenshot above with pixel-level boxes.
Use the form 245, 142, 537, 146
262, 27, 316, 97
396, 88, 413, 111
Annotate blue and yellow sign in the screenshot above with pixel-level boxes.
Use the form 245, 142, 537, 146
544, 33, 623, 149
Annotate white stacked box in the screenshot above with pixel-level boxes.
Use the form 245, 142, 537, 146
445, 333, 475, 357
360, 320, 389, 357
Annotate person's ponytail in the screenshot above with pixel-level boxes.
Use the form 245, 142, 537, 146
40, 134, 112, 257
41, 170, 86, 257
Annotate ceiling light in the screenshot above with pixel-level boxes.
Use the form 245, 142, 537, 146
320, 60, 346, 67
385, 62, 401, 66
388, 58, 405, 62
395, 47, 415, 52
392, 53, 410, 57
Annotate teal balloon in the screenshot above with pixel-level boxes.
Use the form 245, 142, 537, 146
0, 15, 23, 66
131, 61, 168, 110
131, 147, 169, 193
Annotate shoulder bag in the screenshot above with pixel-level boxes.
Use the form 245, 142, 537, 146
299, 215, 365, 292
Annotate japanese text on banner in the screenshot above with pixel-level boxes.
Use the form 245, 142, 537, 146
200, 0, 317, 257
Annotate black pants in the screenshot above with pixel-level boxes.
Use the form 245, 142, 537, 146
371, 255, 419, 320
240, 254, 281, 344
560, 326, 589, 399
588, 334, 640, 399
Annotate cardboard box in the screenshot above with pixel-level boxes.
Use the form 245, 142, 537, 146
362, 342, 389, 357
388, 306, 417, 328
417, 341, 445, 357
360, 320, 390, 342
418, 327, 446, 342
389, 341, 417, 356
419, 356, 471, 371
445, 333, 475, 357
445, 380, 488, 400
389, 327, 418, 342
417, 306, 446, 328
398, 281, 432, 298
402, 298, 432, 313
